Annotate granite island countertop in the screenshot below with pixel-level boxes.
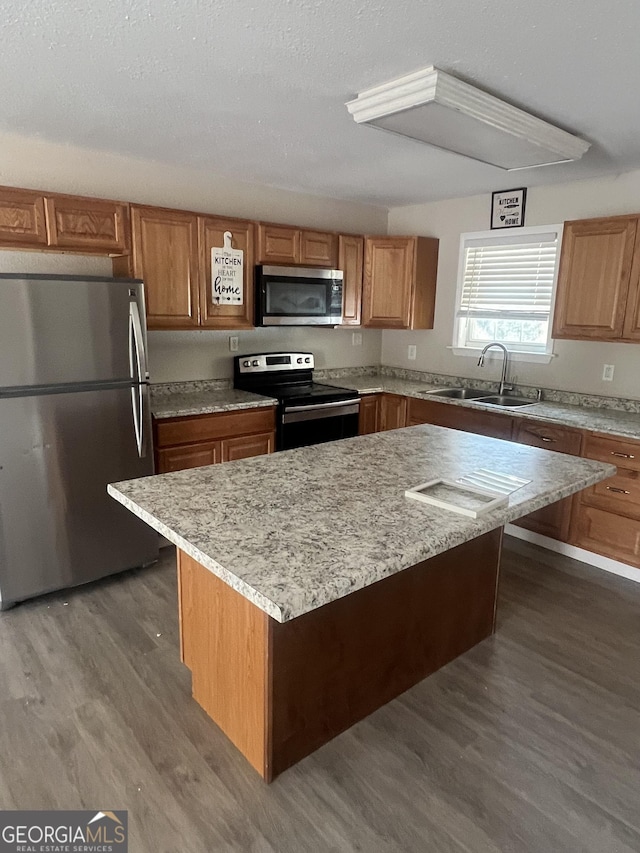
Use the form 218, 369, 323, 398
109, 426, 614, 623
322, 376, 640, 441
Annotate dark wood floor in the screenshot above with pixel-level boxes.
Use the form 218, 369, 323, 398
1, 538, 639, 853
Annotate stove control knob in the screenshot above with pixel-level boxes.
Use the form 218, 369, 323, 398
305, 357, 311, 363
297, 357, 303, 363
243, 360, 250, 367
252, 360, 260, 367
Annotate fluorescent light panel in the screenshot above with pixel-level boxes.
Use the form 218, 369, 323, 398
346, 66, 590, 170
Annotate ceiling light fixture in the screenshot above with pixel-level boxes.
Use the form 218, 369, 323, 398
346, 66, 590, 171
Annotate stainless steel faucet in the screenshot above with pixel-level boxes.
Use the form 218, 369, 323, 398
477, 343, 512, 396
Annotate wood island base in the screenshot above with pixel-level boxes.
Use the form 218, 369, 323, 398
176, 528, 503, 782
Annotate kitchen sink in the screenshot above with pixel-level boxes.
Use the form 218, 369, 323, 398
424, 387, 488, 400
475, 395, 535, 408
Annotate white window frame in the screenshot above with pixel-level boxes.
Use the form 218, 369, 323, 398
451, 224, 563, 365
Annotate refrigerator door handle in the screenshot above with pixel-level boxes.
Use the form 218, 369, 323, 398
129, 300, 148, 459
129, 299, 149, 382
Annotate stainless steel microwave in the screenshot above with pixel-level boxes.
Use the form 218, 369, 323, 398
256, 265, 343, 326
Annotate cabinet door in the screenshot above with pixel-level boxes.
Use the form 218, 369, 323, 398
199, 216, 255, 329
362, 237, 414, 328
45, 196, 129, 253
299, 230, 337, 267
407, 398, 513, 441
571, 504, 640, 568
622, 237, 640, 340
380, 394, 408, 431
358, 394, 381, 435
221, 432, 274, 462
257, 224, 299, 264
131, 206, 200, 329
338, 235, 364, 325
553, 217, 638, 340
0, 187, 47, 247
157, 441, 220, 473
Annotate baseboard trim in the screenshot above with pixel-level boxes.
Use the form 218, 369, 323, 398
505, 524, 640, 584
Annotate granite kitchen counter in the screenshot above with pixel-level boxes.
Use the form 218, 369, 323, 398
323, 375, 640, 441
151, 387, 277, 419
108, 425, 613, 623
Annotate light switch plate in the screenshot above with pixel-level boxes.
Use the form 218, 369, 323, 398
602, 364, 614, 381
408, 345, 417, 360
352, 332, 363, 346
229, 336, 239, 352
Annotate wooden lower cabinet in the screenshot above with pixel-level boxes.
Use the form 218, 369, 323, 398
154, 407, 276, 474
512, 420, 583, 542
569, 431, 640, 567
358, 394, 381, 435
407, 397, 513, 441
380, 394, 408, 431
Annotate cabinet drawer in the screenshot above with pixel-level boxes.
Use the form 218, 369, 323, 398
514, 420, 582, 455
580, 466, 640, 520
157, 441, 220, 473
583, 433, 640, 473
572, 504, 640, 568
155, 407, 276, 448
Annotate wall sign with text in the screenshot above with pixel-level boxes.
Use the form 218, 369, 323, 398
491, 188, 527, 229
212, 231, 244, 305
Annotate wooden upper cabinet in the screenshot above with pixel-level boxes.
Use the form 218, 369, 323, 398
622, 237, 640, 340
0, 186, 47, 247
45, 196, 129, 253
299, 230, 337, 267
199, 216, 255, 329
257, 224, 299, 264
257, 223, 337, 267
338, 235, 364, 325
362, 236, 439, 330
553, 216, 638, 340
131, 206, 200, 329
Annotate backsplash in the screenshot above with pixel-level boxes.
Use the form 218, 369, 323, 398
151, 366, 640, 415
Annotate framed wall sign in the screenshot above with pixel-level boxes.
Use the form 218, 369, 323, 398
211, 231, 244, 305
491, 187, 527, 229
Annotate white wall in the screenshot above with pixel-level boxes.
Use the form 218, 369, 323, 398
386, 170, 640, 400
0, 130, 387, 381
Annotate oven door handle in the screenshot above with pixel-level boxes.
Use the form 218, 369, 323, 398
282, 399, 361, 424
284, 398, 361, 414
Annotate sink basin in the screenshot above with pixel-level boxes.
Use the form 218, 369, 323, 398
424, 387, 488, 400
475, 395, 535, 408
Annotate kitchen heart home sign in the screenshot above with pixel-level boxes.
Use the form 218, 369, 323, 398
212, 231, 244, 305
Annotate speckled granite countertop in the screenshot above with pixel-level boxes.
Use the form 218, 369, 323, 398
322, 376, 640, 441
109, 426, 614, 623
151, 387, 277, 419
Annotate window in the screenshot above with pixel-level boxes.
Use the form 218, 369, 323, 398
453, 226, 562, 360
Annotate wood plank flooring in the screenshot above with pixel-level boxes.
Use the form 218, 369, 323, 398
1, 537, 639, 852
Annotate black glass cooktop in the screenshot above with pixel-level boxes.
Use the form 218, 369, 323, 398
253, 381, 359, 406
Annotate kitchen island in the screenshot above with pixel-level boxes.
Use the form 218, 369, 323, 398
109, 425, 614, 781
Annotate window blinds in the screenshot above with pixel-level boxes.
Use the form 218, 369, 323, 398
457, 231, 559, 321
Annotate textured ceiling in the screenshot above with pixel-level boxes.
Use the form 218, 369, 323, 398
2, 0, 640, 206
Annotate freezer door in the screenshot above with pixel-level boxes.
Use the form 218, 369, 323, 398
0, 275, 147, 388
0, 385, 158, 608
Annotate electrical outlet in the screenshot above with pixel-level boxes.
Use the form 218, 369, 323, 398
229, 336, 239, 352
352, 332, 362, 347
602, 364, 615, 381
408, 345, 417, 361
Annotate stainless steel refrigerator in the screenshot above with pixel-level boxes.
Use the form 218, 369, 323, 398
0, 274, 158, 610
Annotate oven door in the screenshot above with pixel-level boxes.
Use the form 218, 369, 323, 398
280, 399, 360, 450
257, 266, 343, 326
